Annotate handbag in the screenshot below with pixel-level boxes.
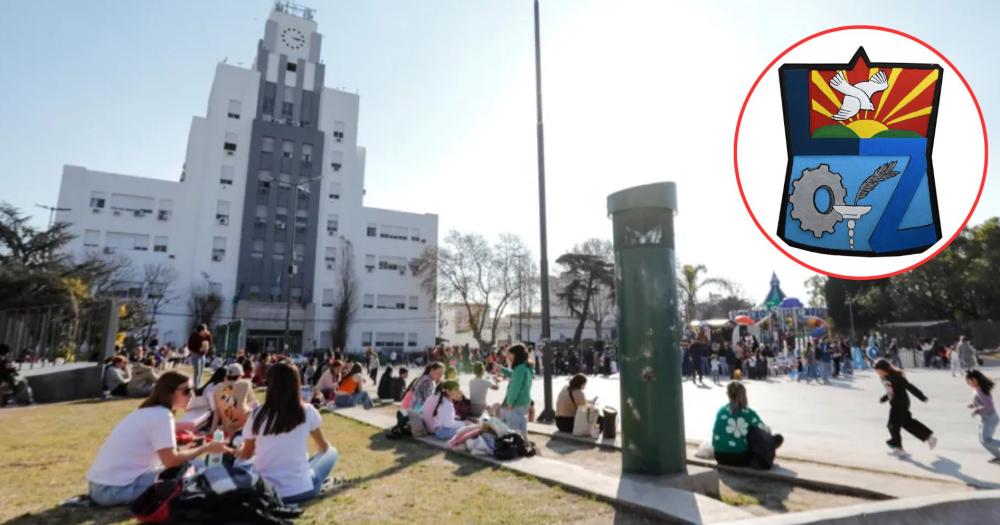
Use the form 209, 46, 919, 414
572, 405, 599, 437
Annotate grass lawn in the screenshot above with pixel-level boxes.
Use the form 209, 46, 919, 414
0, 398, 633, 525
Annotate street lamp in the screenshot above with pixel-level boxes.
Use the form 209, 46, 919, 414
35, 204, 70, 228
845, 293, 857, 343
284, 175, 323, 354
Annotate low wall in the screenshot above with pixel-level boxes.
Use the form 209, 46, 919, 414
23, 363, 102, 403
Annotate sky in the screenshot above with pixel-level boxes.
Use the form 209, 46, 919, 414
1, 0, 997, 306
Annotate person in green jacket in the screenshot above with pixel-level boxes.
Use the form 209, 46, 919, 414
712, 381, 783, 468
499, 343, 534, 433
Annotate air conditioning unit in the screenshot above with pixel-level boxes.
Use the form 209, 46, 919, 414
421, 239, 427, 243
327, 229, 336, 236
331, 163, 341, 171
212, 254, 223, 262
157, 210, 169, 221
326, 263, 335, 270
226, 150, 234, 156
399, 269, 406, 276
92, 208, 101, 214
217, 216, 229, 225
366, 265, 374, 272
112, 210, 122, 216
168, 254, 176, 259
276, 222, 286, 230
103, 247, 114, 254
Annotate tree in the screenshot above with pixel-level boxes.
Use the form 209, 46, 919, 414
188, 286, 222, 334
330, 240, 359, 351
513, 252, 540, 340
415, 231, 528, 350
676, 264, 734, 324
140, 263, 178, 341
804, 275, 828, 308
699, 294, 754, 320
556, 239, 615, 346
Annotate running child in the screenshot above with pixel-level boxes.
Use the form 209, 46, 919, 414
874, 358, 936, 457
965, 369, 1000, 463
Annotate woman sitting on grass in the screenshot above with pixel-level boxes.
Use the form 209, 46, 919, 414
403, 362, 445, 411
423, 381, 465, 440
334, 362, 374, 409
239, 362, 338, 505
103, 355, 131, 398
86, 371, 231, 506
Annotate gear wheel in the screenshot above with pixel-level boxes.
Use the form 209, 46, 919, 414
789, 164, 847, 238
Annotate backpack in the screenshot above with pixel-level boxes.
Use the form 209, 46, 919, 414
493, 433, 537, 461
385, 410, 413, 440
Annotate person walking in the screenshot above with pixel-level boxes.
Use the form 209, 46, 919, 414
949, 344, 962, 378
689, 335, 707, 385
365, 347, 380, 386
958, 336, 977, 372
965, 370, 1000, 463
186, 324, 213, 388
874, 359, 936, 457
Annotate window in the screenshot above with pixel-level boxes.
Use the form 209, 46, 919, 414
83, 230, 100, 247
333, 121, 345, 142
89, 191, 106, 209
411, 227, 421, 241
329, 150, 343, 171
273, 242, 286, 260
262, 83, 276, 115
409, 296, 419, 311
408, 333, 418, 348
326, 214, 338, 235
212, 237, 226, 261
255, 205, 268, 228
158, 199, 173, 221
374, 332, 405, 348
252, 239, 264, 258
153, 236, 168, 253
282, 140, 294, 159
291, 287, 302, 301
321, 288, 334, 307
379, 256, 407, 272
286, 62, 297, 73
248, 285, 261, 300
379, 225, 408, 241
282, 90, 294, 119
366, 224, 376, 237
132, 234, 149, 251
329, 182, 341, 200
295, 209, 307, 232
361, 332, 372, 346
364, 254, 375, 271
294, 243, 304, 261
219, 165, 234, 185
216, 200, 230, 225
227, 99, 241, 119
363, 294, 374, 309
278, 172, 292, 188
224, 132, 238, 153
324, 246, 336, 264
275, 206, 288, 221
262, 136, 275, 153
110, 193, 154, 214
377, 295, 406, 310
301, 143, 313, 166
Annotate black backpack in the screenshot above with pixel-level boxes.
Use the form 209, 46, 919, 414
385, 410, 412, 440
493, 433, 537, 460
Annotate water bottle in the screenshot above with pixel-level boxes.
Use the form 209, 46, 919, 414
207, 429, 225, 466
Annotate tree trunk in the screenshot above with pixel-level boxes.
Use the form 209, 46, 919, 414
573, 277, 595, 346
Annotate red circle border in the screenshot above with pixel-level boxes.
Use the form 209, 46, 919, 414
733, 25, 989, 280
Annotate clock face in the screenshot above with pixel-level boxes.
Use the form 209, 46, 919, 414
281, 27, 306, 50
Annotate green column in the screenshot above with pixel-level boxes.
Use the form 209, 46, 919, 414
607, 182, 686, 475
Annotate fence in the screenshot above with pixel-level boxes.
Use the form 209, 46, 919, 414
0, 301, 114, 370
880, 319, 1000, 355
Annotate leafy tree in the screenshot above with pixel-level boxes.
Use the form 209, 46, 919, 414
804, 275, 827, 308
556, 239, 614, 346
676, 264, 734, 323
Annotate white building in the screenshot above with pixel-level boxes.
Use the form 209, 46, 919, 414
55, 2, 438, 355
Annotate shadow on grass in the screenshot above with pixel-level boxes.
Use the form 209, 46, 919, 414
718, 470, 795, 513
6, 505, 132, 525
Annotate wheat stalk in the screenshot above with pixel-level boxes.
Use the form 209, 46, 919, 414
854, 161, 900, 205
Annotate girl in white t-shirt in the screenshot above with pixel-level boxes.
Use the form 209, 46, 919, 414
86, 371, 231, 506
239, 361, 338, 504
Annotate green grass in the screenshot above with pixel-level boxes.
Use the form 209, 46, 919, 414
0, 398, 622, 524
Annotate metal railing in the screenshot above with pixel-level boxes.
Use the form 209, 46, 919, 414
0, 301, 112, 370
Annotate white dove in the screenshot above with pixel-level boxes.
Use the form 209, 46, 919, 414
828, 70, 889, 121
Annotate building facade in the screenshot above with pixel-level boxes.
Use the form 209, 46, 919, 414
55, 3, 437, 355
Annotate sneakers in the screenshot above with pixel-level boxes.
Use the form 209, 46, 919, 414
927, 435, 938, 450
889, 447, 909, 458
988, 457, 1000, 464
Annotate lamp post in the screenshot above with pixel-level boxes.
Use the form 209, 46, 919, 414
284, 175, 322, 354
35, 204, 70, 228
845, 293, 857, 342
533, 0, 555, 424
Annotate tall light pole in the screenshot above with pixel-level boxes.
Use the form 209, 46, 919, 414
845, 293, 857, 343
35, 204, 70, 228
284, 175, 322, 354
534, 0, 555, 423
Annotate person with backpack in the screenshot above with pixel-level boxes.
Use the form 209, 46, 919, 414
238, 362, 338, 504
874, 358, 937, 457
87, 371, 231, 506
499, 344, 534, 434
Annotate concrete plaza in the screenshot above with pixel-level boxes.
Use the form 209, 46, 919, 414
466, 366, 1000, 490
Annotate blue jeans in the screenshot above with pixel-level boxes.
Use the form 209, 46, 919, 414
435, 426, 459, 440
501, 406, 529, 434
819, 361, 832, 381
980, 413, 1000, 460
334, 391, 373, 409
190, 355, 205, 387
89, 470, 159, 506
281, 446, 340, 504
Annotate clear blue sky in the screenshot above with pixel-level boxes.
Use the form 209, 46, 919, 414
1, 0, 996, 303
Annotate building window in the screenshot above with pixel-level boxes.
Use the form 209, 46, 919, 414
158, 199, 173, 221
282, 90, 294, 119
227, 99, 241, 119
364, 254, 375, 271
252, 239, 264, 259
324, 246, 336, 266
291, 287, 302, 301
277, 172, 292, 189
295, 209, 307, 232
224, 132, 238, 154
248, 285, 261, 300
333, 121, 345, 142
273, 242, 286, 261
294, 243, 304, 261
153, 236, 168, 253
379, 225, 409, 241
321, 288, 334, 307
366, 224, 377, 237
281, 140, 294, 159
411, 227, 421, 242
254, 205, 268, 229
363, 294, 374, 309
212, 237, 226, 261
408, 332, 418, 348
361, 332, 372, 346
262, 136, 275, 153
409, 296, 419, 311
90, 191, 106, 209
329, 182, 341, 200
83, 229, 100, 247
219, 165, 234, 185
301, 143, 313, 167
329, 150, 343, 171
375, 332, 405, 348
286, 62, 297, 73
262, 83, 276, 115
326, 214, 338, 235
216, 200, 230, 225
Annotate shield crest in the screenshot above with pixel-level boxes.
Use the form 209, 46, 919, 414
777, 47, 942, 256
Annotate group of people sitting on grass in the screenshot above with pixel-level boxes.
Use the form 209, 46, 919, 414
101, 353, 161, 399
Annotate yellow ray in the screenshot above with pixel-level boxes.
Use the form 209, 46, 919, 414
885, 106, 933, 127
869, 67, 880, 79
874, 68, 903, 119
883, 69, 940, 121
811, 71, 842, 110
811, 99, 847, 125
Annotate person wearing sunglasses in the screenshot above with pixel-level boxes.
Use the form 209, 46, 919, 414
86, 371, 232, 506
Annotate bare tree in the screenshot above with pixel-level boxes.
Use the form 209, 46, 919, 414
188, 286, 222, 334
141, 263, 178, 341
415, 231, 528, 350
331, 240, 359, 351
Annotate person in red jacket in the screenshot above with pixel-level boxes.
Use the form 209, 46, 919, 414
186, 324, 213, 387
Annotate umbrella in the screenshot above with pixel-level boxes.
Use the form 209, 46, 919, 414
779, 297, 803, 308
734, 315, 754, 326
811, 326, 827, 338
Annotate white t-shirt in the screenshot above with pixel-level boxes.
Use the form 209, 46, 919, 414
469, 377, 491, 406
243, 404, 323, 498
87, 406, 176, 486
434, 397, 463, 431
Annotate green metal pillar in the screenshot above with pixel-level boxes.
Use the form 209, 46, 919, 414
607, 182, 686, 475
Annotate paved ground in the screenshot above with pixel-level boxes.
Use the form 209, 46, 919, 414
441, 366, 1000, 490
